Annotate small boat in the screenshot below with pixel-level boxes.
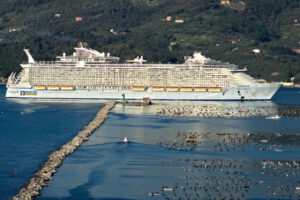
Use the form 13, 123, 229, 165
162, 187, 173, 191
148, 192, 159, 196
274, 148, 284, 152
123, 137, 128, 143
266, 115, 281, 120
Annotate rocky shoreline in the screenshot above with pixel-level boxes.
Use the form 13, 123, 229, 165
12, 101, 116, 200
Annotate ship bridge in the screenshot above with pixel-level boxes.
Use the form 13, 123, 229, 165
231, 72, 259, 85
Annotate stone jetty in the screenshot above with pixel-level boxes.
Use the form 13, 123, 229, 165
156, 104, 300, 118
12, 101, 116, 200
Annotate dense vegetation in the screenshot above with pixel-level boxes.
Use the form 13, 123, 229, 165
0, 0, 299, 82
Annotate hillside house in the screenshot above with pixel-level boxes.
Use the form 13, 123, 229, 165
54, 13, 61, 18
252, 49, 261, 54
75, 17, 83, 22
0, 77, 7, 83
221, 0, 230, 5
271, 72, 280, 76
293, 49, 300, 54
8, 28, 21, 32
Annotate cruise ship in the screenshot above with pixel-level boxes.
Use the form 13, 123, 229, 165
6, 43, 280, 100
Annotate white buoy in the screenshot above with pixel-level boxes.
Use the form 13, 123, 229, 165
123, 137, 128, 143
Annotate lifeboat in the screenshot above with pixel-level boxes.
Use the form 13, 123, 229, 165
132, 86, 145, 91
208, 87, 222, 92
194, 87, 207, 92
48, 86, 60, 90
166, 87, 179, 92
180, 87, 193, 92
61, 86, 74, 90
33, 85, 46, 90
152, 87, 165, 91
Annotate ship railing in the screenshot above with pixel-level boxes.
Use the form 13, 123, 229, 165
37, 61, 75, 66
7, 71, 24, 85
101, 64, 184, 68
24, 62, 187, 68
203, 65, 236, 70
12, 70, 25, 84
22, 61, 76, 67
21, 62, 238, 70
7, 72, 16, 85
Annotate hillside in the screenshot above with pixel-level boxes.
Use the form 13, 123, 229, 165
0, 0, 299, 82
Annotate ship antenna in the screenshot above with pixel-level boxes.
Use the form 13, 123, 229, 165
23, 49, 35, 63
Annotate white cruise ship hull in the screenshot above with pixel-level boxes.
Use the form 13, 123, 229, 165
6, 84, 280, 101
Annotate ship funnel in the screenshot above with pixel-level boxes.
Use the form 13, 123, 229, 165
23, 49, 35, 63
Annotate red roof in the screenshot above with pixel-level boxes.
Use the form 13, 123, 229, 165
75, 17, 83, 22
293, 49, 300, 54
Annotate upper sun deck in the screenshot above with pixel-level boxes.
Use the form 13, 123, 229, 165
21, 43, 239, 70
21, 62, 238, 72
56, 42, 120, 63
184, 52, 238, 68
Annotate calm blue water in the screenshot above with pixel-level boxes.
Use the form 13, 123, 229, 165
0, 85, 103, 199
1, 85, 300, 199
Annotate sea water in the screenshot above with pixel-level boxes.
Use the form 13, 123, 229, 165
1, 85, 300, 199
0, 85, 103, 199
39, 87, 300, 200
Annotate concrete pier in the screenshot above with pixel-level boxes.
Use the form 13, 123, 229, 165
12, 101, 116, 200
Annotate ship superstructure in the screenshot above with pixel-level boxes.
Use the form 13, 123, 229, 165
6, 43, 280, 100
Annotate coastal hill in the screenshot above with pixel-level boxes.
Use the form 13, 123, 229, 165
0, 0, 299, 82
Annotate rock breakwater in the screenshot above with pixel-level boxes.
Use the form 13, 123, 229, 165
12, 101, 116, 200
156, 104, 300, 118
